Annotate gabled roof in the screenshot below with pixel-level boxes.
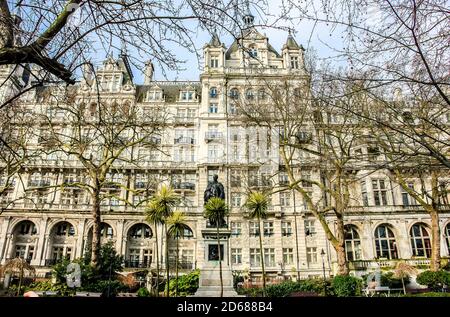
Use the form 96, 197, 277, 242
225, 29, 281, 59
284, 35, 304, 51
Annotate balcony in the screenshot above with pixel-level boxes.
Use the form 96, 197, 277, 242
248, 178, 272, 188
174, 137, 195, 145
28, 180, 51, 188
173, 116, 196, 125
350, 258, 431, 270
205, 132, 223, 141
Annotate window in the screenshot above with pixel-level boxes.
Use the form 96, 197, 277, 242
129, 224, 152, 239
264, 248, 276, 267
279, 173, 289, 186
368, 147, 381, 160
19, 221, 37, 236
100, 223, 114, 239
210, 56, 219, 68
250, 222, 260, 236
56, 223, 75, 237
209, 103, 218, 114
301, 170, 312, 188
304, 220, 316, 236
372, 179, 388, 206
306, 247, 317, 264
229, 104, 237, 115
230, 170, 242, 187
281, 221, 292, 237
210, 87, 218, 98
410, 223, 431, 257
344, 225, 362, 261
246, 89, 255, 100
231, 248, 242, 265
258, 89, 267, 101
183, 227, 194, 239
231, 193, 241, 207
181, 249, 194, 268
375, 225, 398, 259
229, 88, 239, 100
249, 46, 258, 58
283, 248, 294, 265
147, 89, 162, 101
207, 145, 219, 161
231, 222, 242, 236
263, 222, 274, 237
181, 91, 194, 101
291, 56, 299, 69
280, 192, 290, 207
250, 248, 261, 267
445, 223, 450, 255
360, 180, 369, 207
402, 183, 417, 206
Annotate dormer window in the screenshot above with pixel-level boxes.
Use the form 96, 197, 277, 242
249, 46, 258, 58
181, 90, 195, 101
291, 56, 299, 69
210, 87, 218, 98
210, 56, 219, 68
147, 89, 163, 101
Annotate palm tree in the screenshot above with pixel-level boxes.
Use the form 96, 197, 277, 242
145, 199, 165, 297
167, 211, 190, 297
204, 197, 229, 297
151, 185, 179, 297
245, 191, 269, 297
1, 257, 36, 296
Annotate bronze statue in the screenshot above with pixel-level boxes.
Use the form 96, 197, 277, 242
204, 175, 226, 227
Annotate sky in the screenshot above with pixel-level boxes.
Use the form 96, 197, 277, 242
88, 0, 348, 84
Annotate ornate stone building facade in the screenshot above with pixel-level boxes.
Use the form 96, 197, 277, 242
0, 15, 449, 283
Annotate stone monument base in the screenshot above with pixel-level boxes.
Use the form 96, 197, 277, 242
194, 262, 240, 297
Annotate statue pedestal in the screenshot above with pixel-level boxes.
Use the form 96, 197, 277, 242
194, 262, 240, 297
193, 228, 240, 297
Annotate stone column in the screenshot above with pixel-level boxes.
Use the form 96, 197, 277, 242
75, 220, 86, 258
116, 220, 125, 255
0, 217, 11, 263
35, 217, 48, 266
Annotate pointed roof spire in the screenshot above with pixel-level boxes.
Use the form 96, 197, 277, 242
285, 30, 304, 50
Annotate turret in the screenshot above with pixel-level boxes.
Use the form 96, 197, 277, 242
203, 31, 226, 72
282, 32, 305, 72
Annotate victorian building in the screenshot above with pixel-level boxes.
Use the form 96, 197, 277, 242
0, 12, 449, 284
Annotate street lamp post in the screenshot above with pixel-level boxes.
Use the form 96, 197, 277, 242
320, 249, 327, 296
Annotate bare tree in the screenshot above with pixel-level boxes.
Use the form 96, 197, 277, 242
235, 78, 370, 275
27, 81, 168, 268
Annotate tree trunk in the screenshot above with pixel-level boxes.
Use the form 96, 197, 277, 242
165, 224, 170, 297
90, 189, 101, 269
175, 237, 179, 297
155, 222, 159, 297
429, 208, 441, 271
258, 218, 266, 296
17, 266, 23, 296
217, 223, 223, 297
334, 217, 349, 276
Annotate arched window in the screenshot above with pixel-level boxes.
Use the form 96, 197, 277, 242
183, 227, 194, 239
210, 87, 218, 98
55, 222, 75, 237
410, 223, 431, 257
18, 221, 37, 236
344, 225, 361, 261
445, 223, 450, 255
129, 223, 152, 239
374, 225, 398, 259
229, 88, 239, 100
100, 223, 114, 239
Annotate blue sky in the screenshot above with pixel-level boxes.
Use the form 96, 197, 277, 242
88, 1, 347, 84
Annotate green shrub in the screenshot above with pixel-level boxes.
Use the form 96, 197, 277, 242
167, 270, 200, 296
416, 270, 450, 291
331, 275, 362, 297
26, 280, 74, 296
83, 280, 127, 296
137, 287, 151, 297
265, 281, 303, 297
